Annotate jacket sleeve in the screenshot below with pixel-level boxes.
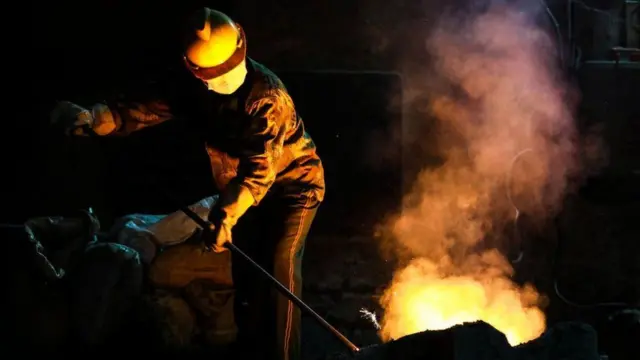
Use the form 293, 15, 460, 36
236, 90, 292, 205
96, 100, 173, 136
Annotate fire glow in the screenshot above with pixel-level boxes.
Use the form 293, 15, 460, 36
374, 2, 579, 346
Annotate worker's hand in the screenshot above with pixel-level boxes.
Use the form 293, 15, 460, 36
51, 101, 118, 136
50, 101, 95, 136
211, 221, 233, 253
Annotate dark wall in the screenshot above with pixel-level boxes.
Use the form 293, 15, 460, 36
278, 71, 403, 235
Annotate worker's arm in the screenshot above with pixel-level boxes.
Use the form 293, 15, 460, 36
101, 100, 174, 136
210, 90, 292, 228
51, 99, 173, 137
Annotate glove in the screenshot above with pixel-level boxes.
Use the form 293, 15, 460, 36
50, 101, 93, 136
211, 221, 233, 253
207, 184, 256, 253
51, 101, 118, 136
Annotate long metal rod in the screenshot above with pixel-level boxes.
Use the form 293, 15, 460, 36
160, 190, 360, 354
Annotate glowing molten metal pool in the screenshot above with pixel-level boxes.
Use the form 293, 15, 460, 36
377, 257, 546, 346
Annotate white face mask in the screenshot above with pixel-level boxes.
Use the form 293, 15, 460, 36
203, 60, 248, 94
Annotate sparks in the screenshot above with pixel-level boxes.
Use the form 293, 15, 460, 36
360, 308, 381, 329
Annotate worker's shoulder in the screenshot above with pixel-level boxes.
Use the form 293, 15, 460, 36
247, 58, 289, 98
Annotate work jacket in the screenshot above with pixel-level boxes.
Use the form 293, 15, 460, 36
105, 58, 325, 207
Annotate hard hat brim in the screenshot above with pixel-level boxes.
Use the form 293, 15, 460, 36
184, 24, 247, 80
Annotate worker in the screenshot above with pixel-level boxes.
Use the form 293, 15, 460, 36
50, 7, 325, 360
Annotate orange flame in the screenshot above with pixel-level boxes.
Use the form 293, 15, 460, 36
379, 256, 546, 345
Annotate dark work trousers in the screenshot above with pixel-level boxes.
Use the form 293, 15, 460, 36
231, 193, 319, 360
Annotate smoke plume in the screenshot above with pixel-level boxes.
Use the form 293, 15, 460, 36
376, 1, 581, 346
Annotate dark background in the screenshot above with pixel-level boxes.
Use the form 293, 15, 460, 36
11, 0, 640, 355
